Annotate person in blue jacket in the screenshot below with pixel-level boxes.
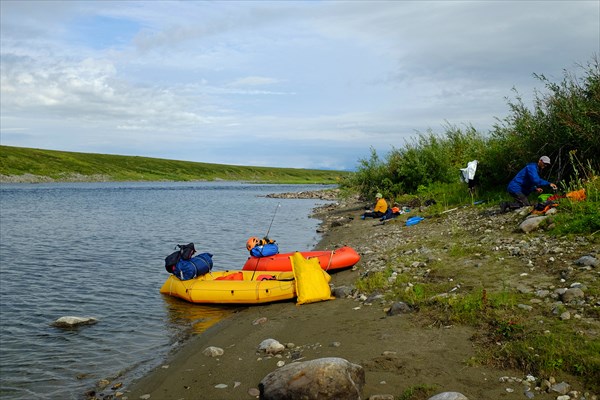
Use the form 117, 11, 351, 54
500, 156, 557, 213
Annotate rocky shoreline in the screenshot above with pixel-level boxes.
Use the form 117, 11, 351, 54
122, 190, 598, 400
0, 173, 114, 183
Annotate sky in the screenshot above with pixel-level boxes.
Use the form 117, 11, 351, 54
1, 1, 598, 171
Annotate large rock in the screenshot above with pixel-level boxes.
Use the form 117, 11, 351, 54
428, 392, 469, 400
519, 216, 547, 233
259, 357, 365, 400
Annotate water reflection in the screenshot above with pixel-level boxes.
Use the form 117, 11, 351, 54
161, 295, 241, 335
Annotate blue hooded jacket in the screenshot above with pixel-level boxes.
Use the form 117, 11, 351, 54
507, 163, 550, 196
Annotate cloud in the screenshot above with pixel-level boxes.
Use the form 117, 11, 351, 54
1, 1, 598, 171
227, 76, 281, 87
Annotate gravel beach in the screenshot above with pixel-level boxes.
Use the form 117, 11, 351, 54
123, 192, 599, 400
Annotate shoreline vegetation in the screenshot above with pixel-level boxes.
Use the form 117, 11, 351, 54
120, 189, 598, 400
0, 145, 349, 184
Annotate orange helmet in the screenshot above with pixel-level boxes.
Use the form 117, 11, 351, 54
246, 236, 260, 251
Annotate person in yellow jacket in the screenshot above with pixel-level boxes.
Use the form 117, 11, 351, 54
361, 193, 388, 219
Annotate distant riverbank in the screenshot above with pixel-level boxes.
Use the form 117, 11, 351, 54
0, 145, 349, 184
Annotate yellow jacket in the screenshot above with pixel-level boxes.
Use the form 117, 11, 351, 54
374, 198, 388, 213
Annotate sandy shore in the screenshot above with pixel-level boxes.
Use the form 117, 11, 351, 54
123, 195, 596, 400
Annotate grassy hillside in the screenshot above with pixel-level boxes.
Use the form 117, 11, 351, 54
0, 146, 350, 184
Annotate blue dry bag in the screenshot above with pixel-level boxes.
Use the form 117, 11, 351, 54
250, 243, 279, 257
173, 253, 213, 280
406, 216, 424, 226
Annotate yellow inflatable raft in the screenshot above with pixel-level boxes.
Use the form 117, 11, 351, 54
160, 270, 296, 304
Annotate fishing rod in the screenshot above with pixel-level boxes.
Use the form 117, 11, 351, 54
265, 202, 281, 239
251, 202, 281, 280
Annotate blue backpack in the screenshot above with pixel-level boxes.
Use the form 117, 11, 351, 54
250, 243, 279, 257
173, 253, 213, 280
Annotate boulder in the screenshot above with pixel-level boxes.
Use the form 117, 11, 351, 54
428, 392, 469, 400
259, 357, 365, 400
519, 216, 547, 233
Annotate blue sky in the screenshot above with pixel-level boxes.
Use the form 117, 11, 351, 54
1, 1, 598, 171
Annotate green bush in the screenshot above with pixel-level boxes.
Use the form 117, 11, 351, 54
342, 55, 600, 235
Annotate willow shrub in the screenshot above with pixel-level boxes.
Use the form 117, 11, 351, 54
343, 126, 488, 198
485, 56, 600, 188
344, 55, 599, 208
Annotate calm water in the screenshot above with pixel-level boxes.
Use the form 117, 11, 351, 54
0, 181, 333, 399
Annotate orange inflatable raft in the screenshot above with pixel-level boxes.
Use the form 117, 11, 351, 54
242, 246, 360, 272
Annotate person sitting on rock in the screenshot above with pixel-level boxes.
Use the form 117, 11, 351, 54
361, 193, 388, 219
500, 156, 557, 213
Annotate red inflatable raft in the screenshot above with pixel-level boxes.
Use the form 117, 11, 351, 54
242, 246, 360, 272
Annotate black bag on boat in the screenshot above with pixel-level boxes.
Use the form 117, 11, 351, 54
164, 242, 196, 273
178, 243, 195, 260
165, 251, 181, 273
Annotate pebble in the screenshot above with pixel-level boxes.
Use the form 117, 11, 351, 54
551, 381, 571, 395
202, 346, 224, 357
252, 317, 268, 325
518, 304, 533, 311
258, 338, 285, 355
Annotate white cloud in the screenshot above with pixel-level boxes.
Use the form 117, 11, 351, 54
1, 0, 598, 170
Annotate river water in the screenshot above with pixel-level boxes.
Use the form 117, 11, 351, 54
0, 181, 333, 399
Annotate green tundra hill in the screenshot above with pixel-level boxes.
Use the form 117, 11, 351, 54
0, 145, 349, 184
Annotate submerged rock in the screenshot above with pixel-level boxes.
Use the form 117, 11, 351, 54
51, 316, 97, 328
